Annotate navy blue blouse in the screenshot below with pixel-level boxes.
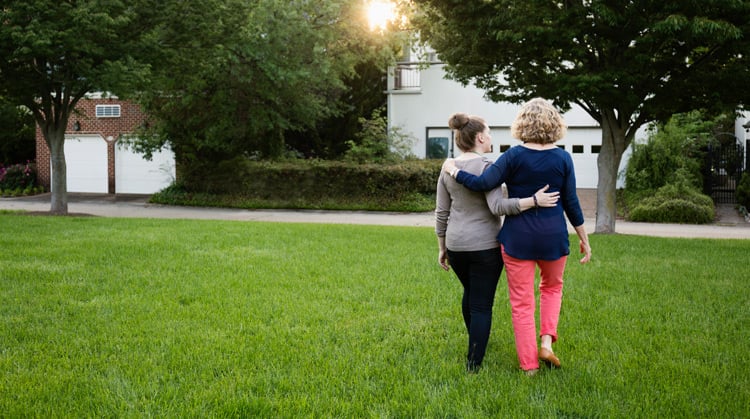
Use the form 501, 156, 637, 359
455, 145, 584, 260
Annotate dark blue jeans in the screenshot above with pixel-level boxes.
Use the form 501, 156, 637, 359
447, 247, 503, 369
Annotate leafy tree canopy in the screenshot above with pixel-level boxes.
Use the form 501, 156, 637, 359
412, 0, 750, 232
135, 0, 405, 164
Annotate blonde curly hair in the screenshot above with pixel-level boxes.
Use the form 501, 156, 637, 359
510, 98, 567, 144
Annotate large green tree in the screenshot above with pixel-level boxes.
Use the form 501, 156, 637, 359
135, 0, 402, 166
413, 0, 750, 232
0, 0, 153, 214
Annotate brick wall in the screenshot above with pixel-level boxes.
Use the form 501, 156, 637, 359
35, 97, 147, 193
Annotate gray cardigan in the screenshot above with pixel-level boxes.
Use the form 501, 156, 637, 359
435, 156, 521, 252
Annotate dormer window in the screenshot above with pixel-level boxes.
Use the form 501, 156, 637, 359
96, 105, 121, 118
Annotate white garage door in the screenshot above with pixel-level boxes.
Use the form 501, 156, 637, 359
63, 135, 108, 193
115, 143, 176, 194
489, 127, 601, 189
559, 128, 601, 189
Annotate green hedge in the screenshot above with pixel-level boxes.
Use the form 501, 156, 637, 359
628, 183, 715, 224
181, 158, 443, 201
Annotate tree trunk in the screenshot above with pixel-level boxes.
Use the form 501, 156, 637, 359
595, 147, 618, 233
34, 94, 81, 215
595, 113, 629, 233
46, 128, 68, 215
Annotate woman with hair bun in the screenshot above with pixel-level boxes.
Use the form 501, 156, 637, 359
436, 112, 559, 373
443, 98, 592, 377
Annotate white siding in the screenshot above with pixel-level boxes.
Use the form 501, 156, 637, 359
387, 63, 634, 188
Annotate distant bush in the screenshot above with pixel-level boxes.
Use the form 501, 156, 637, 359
628, 183, 714, 224
343, 107, 417, 164
624, 111, 715, 194
621, 111, 739, 224
0, 161, 43, 196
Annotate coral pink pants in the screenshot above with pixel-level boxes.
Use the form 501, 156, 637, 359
501, 246, 567, 371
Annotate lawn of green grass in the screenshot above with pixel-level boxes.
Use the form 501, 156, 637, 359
1, 214, 748, 417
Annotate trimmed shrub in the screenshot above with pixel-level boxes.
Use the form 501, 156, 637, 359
176, 157, 442, 206
628, 183, 714, 224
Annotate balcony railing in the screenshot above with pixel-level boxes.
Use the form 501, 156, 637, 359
393, 63, 421, 90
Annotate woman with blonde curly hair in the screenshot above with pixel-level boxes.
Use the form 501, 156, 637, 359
443, 98, 592, 376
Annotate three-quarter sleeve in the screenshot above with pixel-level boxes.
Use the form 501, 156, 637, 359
561, 153, 585, 227
435, 173, 451, 237
485, 187, 521, 216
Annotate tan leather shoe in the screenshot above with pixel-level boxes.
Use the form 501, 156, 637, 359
539, 347, 561, 368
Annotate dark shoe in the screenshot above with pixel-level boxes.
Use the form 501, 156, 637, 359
466, 360, 481, 374
539, 347, 561, 368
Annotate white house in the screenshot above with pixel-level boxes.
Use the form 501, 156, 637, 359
386, 52, 750, 193
385, 57, 634, 189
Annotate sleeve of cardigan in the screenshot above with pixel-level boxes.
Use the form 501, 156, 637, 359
434, 172, 451, 237
561, 153, 585, 227
485, 187, 521, 216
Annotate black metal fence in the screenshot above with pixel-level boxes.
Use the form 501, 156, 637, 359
703, 140, 747, 203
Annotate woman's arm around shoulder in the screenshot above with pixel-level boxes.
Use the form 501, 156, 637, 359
445, 152, 512, 192
486, 184, 560, 216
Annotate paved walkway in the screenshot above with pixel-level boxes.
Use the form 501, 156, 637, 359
1, 192, 749, 239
